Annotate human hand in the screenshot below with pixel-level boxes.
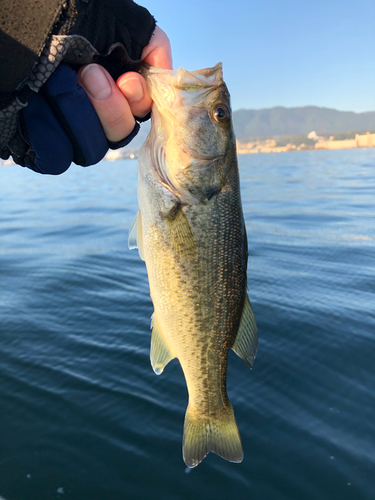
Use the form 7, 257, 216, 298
78, 26, 173, 143
17, 27, 171, 175
2, 0, 160, 173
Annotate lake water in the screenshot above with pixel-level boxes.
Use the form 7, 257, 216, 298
1, 149, 374, 500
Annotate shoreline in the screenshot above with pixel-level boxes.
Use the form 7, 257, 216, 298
236, 131, 375, 155
236, 144, 375, 155
1, 139, 375, 167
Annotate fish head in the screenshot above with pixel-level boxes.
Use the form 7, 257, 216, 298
141, 63, 237, 204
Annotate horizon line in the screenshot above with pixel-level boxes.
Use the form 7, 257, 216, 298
233, 105, 375, 114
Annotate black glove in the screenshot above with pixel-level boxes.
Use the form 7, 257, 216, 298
0, 0, 155, 171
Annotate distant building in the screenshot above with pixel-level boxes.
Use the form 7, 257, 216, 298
315, 132, 375, 150
307, 131, 319, 141
104, 149, 137, 161
356, 131, 375, 148
315, 139, 357, 150
0, 158, 14, 166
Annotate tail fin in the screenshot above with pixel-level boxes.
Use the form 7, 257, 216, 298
183, 404, 243, 468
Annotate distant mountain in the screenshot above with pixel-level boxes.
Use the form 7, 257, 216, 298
232, 106, 375, 140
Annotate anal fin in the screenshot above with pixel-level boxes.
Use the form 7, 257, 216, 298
150, 314, 175, 375
232, 294, 258, 368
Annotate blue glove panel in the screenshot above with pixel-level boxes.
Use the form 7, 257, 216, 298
22, 92, 74, 175
22, 65, 109, 174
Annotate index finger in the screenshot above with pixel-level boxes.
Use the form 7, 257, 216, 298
141, 26, 173, 69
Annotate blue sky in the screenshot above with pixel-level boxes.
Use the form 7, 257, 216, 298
139, 0, 375, 113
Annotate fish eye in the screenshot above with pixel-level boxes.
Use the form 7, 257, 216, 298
211, 104, 231, 124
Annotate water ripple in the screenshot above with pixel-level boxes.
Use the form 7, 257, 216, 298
1, 151, 375, 500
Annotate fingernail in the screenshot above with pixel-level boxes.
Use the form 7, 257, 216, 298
119, 77, 144, 103
80, 64, 112, 100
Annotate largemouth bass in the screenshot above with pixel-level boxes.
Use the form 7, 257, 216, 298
129, 63, 258, 468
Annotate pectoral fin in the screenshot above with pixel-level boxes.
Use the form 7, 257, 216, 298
232, 294, 258, 368
150, 314, 175, 375
128, 211, 145, 260
166, 208, 195, 256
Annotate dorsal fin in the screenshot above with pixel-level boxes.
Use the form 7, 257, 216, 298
150, 314, 175, 375
232, 294, 258, 368
128, 210, 145, 260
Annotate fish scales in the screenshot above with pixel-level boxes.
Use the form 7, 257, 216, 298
129, 63, 258, 467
